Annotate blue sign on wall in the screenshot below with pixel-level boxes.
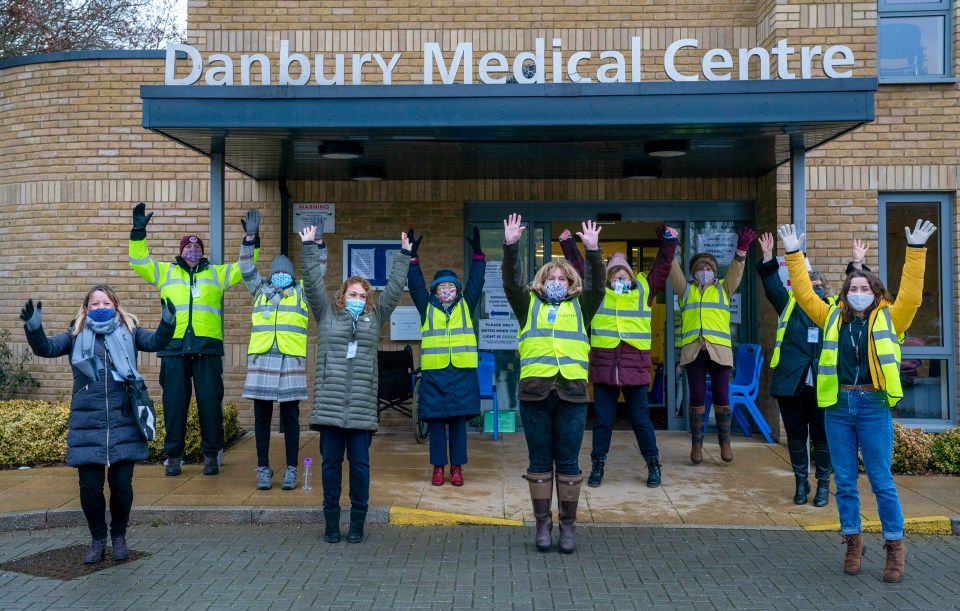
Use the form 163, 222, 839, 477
342, 239, 406, 290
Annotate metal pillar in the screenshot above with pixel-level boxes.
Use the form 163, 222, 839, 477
210, 136, 225, 264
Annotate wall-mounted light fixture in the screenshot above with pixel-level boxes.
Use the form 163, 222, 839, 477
320, 141, 364, 160
623, 162, 662, 180
349, 166, 385, 181
643, 139, 689, 158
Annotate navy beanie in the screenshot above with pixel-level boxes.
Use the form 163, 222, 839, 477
430, 269, 462, 292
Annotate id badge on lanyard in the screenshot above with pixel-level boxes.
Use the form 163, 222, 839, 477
346, 341, 358, 359
807, 326, 819, 343
546, 306, 559, 324
191, 285, 201, 299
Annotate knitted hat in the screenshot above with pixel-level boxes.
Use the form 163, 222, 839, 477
606, 252, 636, 283
270, 255, 295, 277
430, 269, 462, 292
689, 252, 718, 275
179, 235, 204, 255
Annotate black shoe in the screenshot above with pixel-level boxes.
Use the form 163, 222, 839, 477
165, 456, 182, 477
813, 480, 830, 507
794, 477, 811, 505
203, 455, 219, 476
83, 539, 106, 564
645, 457, 662, 488
587, 457, 606, 488
323, 508, 341, 543
347, 509, 366, 543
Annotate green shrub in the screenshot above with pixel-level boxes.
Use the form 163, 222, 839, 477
0, 399, 240, 467
891, 422, 934, 474
0, 329, 40, 400
930, 427, 960, 475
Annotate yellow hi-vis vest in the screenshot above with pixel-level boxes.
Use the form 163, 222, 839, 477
248, 282, 309, 357
817, 305, 903, 408
771, 295, 839, 369
518, 296, 589, 381
420, 300, 478, 370
679, 281, 731, 348
590, 278, 652, 351
129, 238, 253, 341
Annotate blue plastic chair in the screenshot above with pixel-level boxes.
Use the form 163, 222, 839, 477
704, 376, 753, 437
705, 344, 772, 442
477, 352, 500, 440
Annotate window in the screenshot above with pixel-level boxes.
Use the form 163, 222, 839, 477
879, 193, 956, 428
878, 0, 953, 81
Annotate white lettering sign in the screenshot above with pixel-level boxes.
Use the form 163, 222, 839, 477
164, 37, 855, 86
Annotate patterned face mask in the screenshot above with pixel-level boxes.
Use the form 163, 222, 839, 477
544, 280, 568, 301
436, 286, 458, 303
694, 270, 715, 285
182, 246, 203, 265
272, 273, 293, 289
87, 308, 115, 323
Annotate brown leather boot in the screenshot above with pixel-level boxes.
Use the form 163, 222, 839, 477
842, 533, 864, 575
556, 473, 583, 554
689, 406, 705, 464
715, 405, 734, 462
882, 539, 906, 583
523, 471, 554, 552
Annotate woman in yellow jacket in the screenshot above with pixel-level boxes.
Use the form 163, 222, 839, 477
778, 220, 936, 584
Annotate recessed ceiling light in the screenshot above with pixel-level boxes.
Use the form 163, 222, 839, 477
320, 141, 364, 160
643, 139, 689, 158
349, 166, 385, 181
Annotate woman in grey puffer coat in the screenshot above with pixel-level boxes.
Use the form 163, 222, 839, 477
299, 225, 411, 544
21, 285, 174, 565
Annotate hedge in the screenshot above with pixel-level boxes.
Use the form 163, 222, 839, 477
891, 422, 960, 475
0, 399, 240, 467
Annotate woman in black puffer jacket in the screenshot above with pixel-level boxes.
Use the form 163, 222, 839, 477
22, 285, 174, 565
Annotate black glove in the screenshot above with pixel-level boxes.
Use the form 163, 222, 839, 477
132, 203, 153, 232
20, 299, 42, 331
407, 228, 423, 258
241, 209, 260, 237
160, 298, 176, 325
465, 226, 483, 255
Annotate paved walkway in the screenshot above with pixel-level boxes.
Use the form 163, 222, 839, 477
1, 523, 959, 609
1, 431, 959, 533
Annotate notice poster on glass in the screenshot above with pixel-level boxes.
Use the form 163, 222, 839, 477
478, 318, 519, 350
695, 232, 738, 267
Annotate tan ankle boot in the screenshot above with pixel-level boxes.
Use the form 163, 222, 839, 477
523, 471, 554, 552
715, 405, 733, 462
842, 533, 864, 575
882, 539, 906, 583
689, 406, 705, 464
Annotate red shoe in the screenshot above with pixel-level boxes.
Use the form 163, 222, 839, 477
431, 465, 444, 486
451, 465, 464, 487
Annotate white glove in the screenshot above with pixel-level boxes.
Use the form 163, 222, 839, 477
904, 219, 937, 246
776, 224, 805, 253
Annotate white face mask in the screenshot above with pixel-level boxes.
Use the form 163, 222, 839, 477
846, 292, 874, 312
694, 270, 715, 285
611, 279, 630, 293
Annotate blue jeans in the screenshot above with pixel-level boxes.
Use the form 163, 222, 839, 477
591, 383, 659, 461
318, 426, 373, 512
824, 389, 903, 540
519, 392, 587, 476
427, 416, 468, 466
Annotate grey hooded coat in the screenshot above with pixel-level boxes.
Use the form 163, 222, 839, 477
301, 243, 410, 431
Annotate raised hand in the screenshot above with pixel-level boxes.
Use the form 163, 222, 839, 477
904, 219, 937, 246
299, 226, 317, 244
161, 298, 177, 325
576, 220, 602, 250
758, 232, 775, 262
20, 299, 42, 331
465, 226, 483, 255
559, 229, 573, 241
852, 238, 868, 264
401, 230, 412, 252
242, 209, 260, 237
503, 213, 525, 245
777, 224, 805, 253
132, 203, 153, 231
406, 228, 423, 257
736, 226, 757, 251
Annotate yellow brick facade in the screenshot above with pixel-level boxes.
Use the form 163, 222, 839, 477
2, 0, 958, 432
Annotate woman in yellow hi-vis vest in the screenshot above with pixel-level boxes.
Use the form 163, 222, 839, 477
669, 226, 756, 464
502, 214, 605, 555
407, 227, 486, 487
779, 220, 936, 584
239, 210, 310, 493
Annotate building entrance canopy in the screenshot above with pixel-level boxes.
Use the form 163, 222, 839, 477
141, 78, 876, 181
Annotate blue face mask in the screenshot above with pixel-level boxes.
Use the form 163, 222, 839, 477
544, 280, 568, 302
345, 299, 365, 317
88, 308, 115, 323
272, 273, 293, 289
813, 287, 826, 299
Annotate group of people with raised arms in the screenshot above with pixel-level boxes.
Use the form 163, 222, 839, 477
19, 203, 936, 584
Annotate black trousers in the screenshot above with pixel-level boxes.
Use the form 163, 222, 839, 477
160, 354, 224, 459
253, 399, 300, 468
777, 385, 827, 448
77, 461, 135, 541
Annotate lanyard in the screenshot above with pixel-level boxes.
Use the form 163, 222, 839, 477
849, 317, 866, 386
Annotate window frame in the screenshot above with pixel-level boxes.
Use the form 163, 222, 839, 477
878, 192, 956, 429
878, 0, 955, 83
